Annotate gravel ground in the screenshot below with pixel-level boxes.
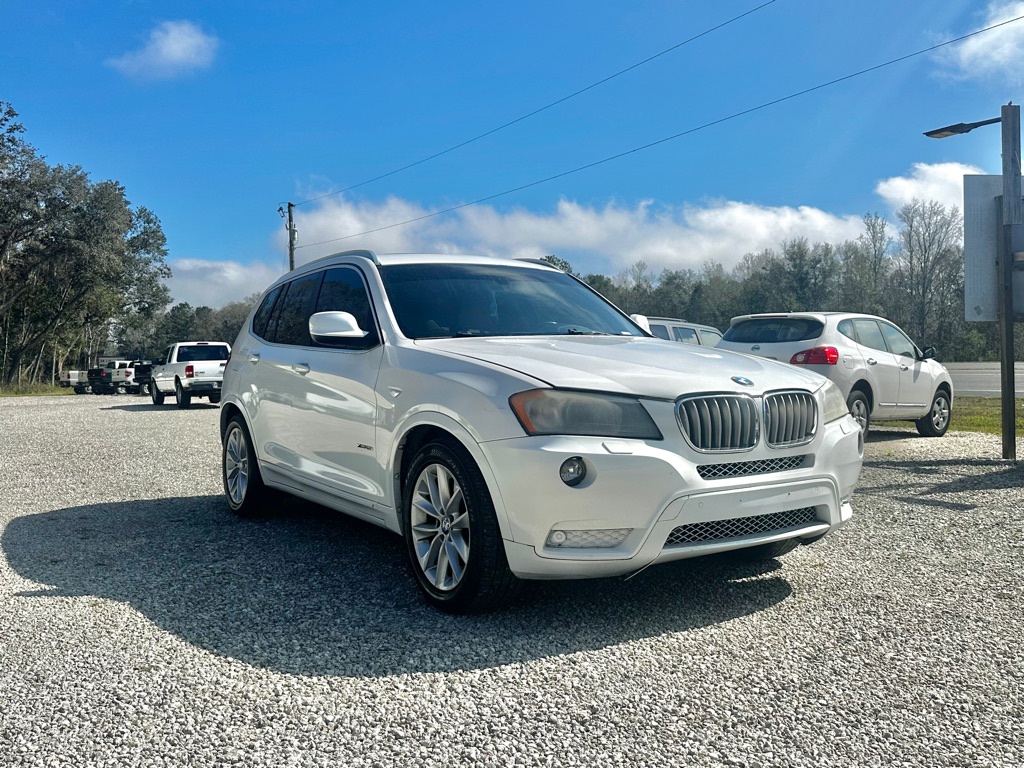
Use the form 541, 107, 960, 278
1, 394, 1022, 768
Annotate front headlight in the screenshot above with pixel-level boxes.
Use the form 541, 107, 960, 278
820, 379, 848, 423
509, 389, 662, 439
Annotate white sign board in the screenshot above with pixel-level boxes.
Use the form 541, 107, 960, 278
963, 174, 1024, 321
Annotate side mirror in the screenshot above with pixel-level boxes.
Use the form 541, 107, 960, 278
309, 311, 369, 346
922, 346, 936, 360
630, 313, 651, 333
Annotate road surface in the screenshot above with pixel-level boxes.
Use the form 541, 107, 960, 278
945, 361, 1024, 397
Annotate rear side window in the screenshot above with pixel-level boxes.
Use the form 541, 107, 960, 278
649, 323, 670, 340
698, 328, 722, 346
268, 273, 323, 346
851, 319, 887, 352
673, 327, 699, 344
722, 318, 824, 343
252, 285, 283, 340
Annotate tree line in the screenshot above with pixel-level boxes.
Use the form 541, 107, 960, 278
0, 99, 1011, 388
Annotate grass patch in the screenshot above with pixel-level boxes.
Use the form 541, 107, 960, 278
0, 384, 75, 397
885, 396, 1024, 436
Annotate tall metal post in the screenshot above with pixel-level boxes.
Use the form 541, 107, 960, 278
287, 202, 297, 271
999, 103, 1020, 461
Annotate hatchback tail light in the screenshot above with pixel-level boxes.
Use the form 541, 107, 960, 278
790, 346, 839, 365
185, 364, 195, 379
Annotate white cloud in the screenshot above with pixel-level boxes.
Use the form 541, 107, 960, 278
107, 21, 219, 81
874, 161, 983, 211
288, 195, 866, 279
166, 258, 283, 308
942, 1, 1024, 83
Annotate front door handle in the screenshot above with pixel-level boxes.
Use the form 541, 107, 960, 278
900, 363, 909, 371
866, 357, 877, 365
248, 353, 261, 364
292, 363, 310, 375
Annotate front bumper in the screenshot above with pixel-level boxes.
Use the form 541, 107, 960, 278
481, 414, 863, 580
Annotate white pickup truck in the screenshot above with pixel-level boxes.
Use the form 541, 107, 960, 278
149, 341, 231, 408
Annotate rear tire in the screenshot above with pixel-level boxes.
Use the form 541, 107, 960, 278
402, 438, 519, 614
175, 380, 192, 409
916, 389, 951, 437
847, 390, 870, 433
223, 415, 269, 517
209, 393, 222, 405
150, 381, 165, 405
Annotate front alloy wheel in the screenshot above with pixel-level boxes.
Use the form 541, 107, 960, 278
916, 390, 951, 437
403, 440, 519, 613
410, 462, 471, 592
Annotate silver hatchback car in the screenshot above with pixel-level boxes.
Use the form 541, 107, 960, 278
717, 312, 953, 436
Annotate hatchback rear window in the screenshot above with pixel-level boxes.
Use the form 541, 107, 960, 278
722, 318, 824, 343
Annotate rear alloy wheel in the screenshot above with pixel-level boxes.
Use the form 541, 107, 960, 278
916, 389, 951, 437
175, 380, 192, 409
403, 439, 519, 614
222, 415, 269, 517
846, 390, 870, 433
150, 381, 165, 405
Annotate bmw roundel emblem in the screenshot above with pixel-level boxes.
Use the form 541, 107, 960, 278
731, 376, 754, 387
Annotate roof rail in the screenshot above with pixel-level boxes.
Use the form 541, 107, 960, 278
300, 248, 381, 268
516, 257, 557, 269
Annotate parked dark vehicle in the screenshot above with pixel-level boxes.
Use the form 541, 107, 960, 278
132, 360, 154, 394
87, 360, 133, 395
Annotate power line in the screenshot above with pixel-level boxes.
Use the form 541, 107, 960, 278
292, 0, 780, 207
295, 13, 1024, 252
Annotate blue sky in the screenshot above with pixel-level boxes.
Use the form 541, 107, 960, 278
4, 1, 1022, 307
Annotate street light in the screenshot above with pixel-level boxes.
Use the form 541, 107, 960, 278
923, 116, 1002, 139
925, 103, 1020, 461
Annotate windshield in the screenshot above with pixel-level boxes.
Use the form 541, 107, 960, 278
379, 263, 645, 339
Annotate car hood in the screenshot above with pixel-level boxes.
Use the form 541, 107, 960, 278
418, 336, 827, 398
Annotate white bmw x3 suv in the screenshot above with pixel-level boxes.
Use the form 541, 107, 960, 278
220, 251, 864, 613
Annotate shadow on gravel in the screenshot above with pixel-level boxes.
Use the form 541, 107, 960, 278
100, 402, 220, 412
858, 454, 1024, 510
3, 496, 791, 678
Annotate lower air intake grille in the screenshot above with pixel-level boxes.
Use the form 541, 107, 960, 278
665, 507, 819, 547
698, 454, 810, 479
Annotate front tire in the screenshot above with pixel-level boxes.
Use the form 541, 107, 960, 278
222, 415, 269, 517
175, 380, 192, 409
847, 389, 870, 433
150, 381, 165, 405
402, 439, 519, 614
916, 389, 951, 437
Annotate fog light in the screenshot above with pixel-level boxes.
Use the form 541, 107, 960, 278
559, 456, 586, 486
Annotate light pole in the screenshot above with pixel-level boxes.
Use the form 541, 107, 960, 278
925, 103, 1020, 461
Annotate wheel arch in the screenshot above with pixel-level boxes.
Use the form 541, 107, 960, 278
849, 379, 874, 413
390, 414, 513, 541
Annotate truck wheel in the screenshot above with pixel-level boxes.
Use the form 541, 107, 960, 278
150, 381, 165, 406
223, 414, 269, 517
175, 380, 192, 409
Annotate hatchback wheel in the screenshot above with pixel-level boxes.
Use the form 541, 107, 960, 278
846, 390, 870, 433
402, 439, 519, 614
916, 389, 951, 437
222, 415, 269, 517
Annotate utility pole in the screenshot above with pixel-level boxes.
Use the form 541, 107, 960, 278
999, 102, 1020, 461
287, 202, 297, 271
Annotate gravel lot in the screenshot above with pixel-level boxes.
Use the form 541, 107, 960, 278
1, 394, 1022, 767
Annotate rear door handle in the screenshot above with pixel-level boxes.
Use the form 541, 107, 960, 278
292, 363, 310, 375
866, 357, 877, 365
248, 353, 260, 364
